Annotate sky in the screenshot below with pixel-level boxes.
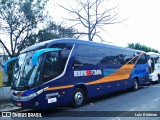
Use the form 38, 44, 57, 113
46, 0, 160, 51
1, 0, 160, 54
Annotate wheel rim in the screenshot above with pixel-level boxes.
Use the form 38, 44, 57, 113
134, 81, 138, 89
74, 91, 83, 105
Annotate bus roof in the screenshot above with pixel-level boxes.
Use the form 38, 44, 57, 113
21, 38, 144, 54
146, 52, 160, 58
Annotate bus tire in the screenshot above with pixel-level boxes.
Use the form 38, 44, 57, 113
133, 79, 139, 90
72, 88, 85, 108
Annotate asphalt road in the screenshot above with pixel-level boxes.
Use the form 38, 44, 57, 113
1, 82, 160, 120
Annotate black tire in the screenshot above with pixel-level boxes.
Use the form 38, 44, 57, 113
133, 79, 139, 91
72, 88, 85, 108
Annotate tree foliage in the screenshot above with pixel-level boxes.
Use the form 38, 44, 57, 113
127, 43, 159, 53
0, 0, 76, 58
0, 0, 49, 57
25, 21, 76, 46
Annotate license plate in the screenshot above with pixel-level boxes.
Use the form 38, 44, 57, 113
16, 102, 22, 106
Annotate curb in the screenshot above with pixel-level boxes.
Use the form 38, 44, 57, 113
0, 102, 22, 112
0, 87, 11, 103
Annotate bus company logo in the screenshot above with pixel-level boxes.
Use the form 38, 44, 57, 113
74, 70, 102, 77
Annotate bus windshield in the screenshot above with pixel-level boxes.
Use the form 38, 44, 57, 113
12, 51, 42, 88
12, 43, 73, 90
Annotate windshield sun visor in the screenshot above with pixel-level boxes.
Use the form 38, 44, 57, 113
32, 48, 61, 66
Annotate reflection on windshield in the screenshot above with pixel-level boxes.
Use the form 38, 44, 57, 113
13, 51, 41, 87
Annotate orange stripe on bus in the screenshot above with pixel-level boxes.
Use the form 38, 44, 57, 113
17, 92, 24, 96
46, 85, 74, 91
86, 64, 135, 85
86, 74, 131, 85
45, 64, 135, 91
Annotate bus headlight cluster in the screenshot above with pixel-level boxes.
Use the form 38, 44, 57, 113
28, 93, 37, 98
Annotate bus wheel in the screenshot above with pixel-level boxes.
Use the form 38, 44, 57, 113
133, 79, 139, 90
72, 88, 85, 107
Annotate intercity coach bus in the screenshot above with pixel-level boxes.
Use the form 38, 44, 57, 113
4, 38, 149, 110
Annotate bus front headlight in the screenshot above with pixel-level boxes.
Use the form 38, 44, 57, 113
28, 93, 37, 98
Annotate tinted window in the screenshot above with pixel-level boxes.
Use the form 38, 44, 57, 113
94, 47, 131, 65
106, 48, 126, 65
123, 51, 136, 64
43, 52, 61, 82
154, 57, 159, 64
137, 53, 147, 64
94, 47, 107, 64
73, 45, 95, 69
43, 43, 73, 82
50, 43, 73, 72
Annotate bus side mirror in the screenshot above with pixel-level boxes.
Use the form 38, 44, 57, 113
133, 53, 138, 57
3, 57, 18, 74
32, 48, 61, 66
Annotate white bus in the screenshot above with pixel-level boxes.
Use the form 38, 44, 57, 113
147, 52, 160, 83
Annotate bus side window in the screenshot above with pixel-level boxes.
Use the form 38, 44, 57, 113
93, 47, 102, 64
94, 47, 128, 65
137, 54, 147, 64
123, 52, 136, 64
50, 43, 73, 71
43, 52, 60, 82
73, 45, 95, 69
155, 57, 159, 64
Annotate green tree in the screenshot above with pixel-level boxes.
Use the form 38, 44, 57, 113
127, 43, 159, 53
24, 21, 76, 46
0, 0, 49, 58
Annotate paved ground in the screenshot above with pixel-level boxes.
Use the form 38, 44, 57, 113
0, 102, 21, 112
0, 83, 160, 120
